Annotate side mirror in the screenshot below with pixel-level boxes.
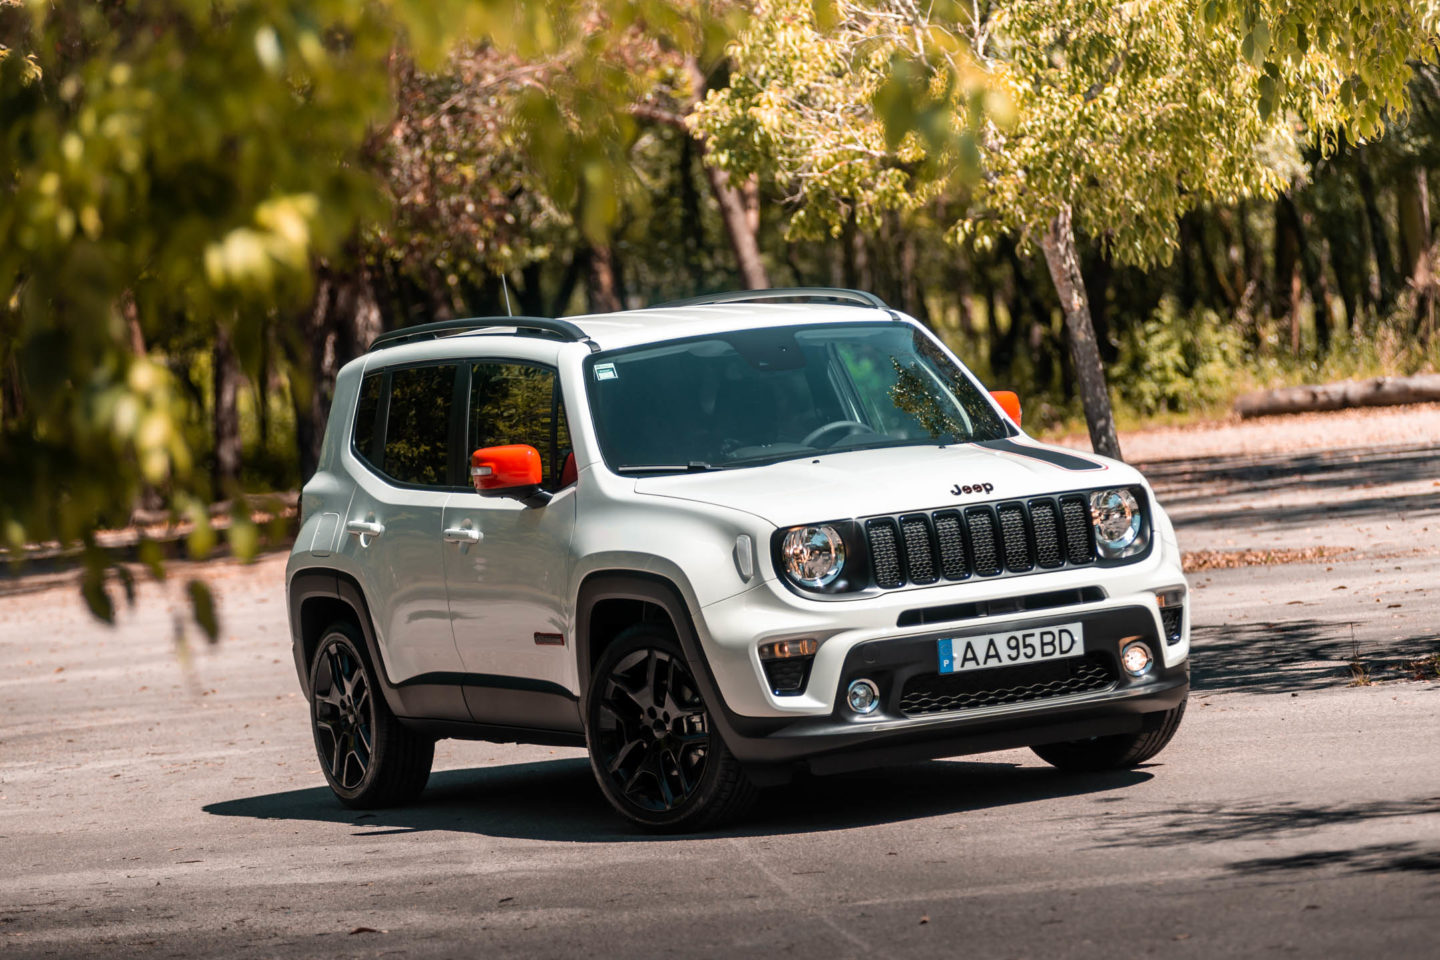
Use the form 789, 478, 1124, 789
990, 390, 1022, 427
471, 445, 548, 505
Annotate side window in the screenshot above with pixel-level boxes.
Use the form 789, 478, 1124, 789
381, 364, 457, 486
469, 362, 572, 490
353, 372, 383, 466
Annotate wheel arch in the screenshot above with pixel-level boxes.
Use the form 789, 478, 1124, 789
575, 570, 746, 748
288, 568, 406, 717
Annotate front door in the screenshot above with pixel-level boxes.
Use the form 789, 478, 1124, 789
342, 362, 466, 686
442, 360, 578, 701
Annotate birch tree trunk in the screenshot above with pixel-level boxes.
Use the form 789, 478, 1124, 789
1039, 204, 1122, 461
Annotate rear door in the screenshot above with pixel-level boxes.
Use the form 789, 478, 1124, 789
442, 359, 578, 711
341, 362, 467, 687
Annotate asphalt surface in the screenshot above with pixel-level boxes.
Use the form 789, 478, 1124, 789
2, 440, 1438, 959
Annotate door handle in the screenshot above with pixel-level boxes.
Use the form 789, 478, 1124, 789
443, 526, 482, 543
346, 519, 385, 539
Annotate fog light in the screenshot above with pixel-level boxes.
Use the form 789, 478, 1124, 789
1120, 640, 1154, 677
846, 678, 881, 715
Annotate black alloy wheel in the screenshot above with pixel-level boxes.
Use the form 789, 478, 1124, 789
312, 636, 374, 790
586, 626, 755, 830
307, 622, 433, 808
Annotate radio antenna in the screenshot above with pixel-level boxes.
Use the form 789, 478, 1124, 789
500, 274, 514, 317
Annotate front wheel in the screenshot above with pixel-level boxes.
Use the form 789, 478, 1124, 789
309, 622, 433, 808
1031, 700, 1187, 772
585, 625, 756, 831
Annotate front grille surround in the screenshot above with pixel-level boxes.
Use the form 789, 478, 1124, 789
859, 493, 1119, 592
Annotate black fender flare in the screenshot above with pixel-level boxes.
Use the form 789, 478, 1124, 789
287, 568, 410, 719
575, 570, 762, 758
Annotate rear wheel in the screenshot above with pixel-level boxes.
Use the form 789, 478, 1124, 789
585, 625, 756, 831
309, 622, 433, 808
1031, 700, 1187, 772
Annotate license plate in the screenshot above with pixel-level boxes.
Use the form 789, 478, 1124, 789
937, 622, 1085, 675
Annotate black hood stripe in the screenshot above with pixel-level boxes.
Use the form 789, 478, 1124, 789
978, 438, 1106, 472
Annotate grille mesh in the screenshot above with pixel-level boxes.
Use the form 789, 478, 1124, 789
933, 513, 969, 580
1060, 497, 1094, 565
1161, 607, 1183, 646
868, 520, 903, 588
900, 517, 937, 584
1030, 500, 1064, 568
899, 654, 1116, 716
762, 657, 813, 695
966, 509, 1001, 576
862, 496, 1101, 589
997, 504, 1031, 571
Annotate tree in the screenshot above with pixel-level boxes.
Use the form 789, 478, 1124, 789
696, 0, 1440, 459
0, 1, 719, 626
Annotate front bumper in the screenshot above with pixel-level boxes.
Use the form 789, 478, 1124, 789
697, 604, 1189, 773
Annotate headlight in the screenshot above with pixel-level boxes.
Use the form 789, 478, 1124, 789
781, 524, 846, 587
1089, 488, 1146, 558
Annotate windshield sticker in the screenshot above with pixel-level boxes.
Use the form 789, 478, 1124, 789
594, 362, 618, 381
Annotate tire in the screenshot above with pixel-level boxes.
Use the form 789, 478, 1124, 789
1031, 700, 1187, 772
308, 621, 434, 808
585, 624, 757, 832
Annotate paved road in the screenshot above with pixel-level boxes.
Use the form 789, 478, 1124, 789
2, 443, 1437, 959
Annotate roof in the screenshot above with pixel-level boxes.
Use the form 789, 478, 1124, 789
568, 302, 899, 352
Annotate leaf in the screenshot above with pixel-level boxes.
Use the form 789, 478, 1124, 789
187, 580, 220, 644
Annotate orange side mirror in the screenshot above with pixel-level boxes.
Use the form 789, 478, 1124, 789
471, 444, 543, 495
990, 390, 1022, 427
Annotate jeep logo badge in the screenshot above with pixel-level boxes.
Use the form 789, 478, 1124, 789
951, 482, 995, 497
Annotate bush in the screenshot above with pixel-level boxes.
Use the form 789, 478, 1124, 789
1112, 297, 1245, 416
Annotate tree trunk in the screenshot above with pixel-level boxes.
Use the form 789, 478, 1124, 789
1354, 151, 1400, 312
586, 245, 623, 313
1236, 373, 1440, 418
1082, 248, 1116, 364
212, 320, 242, 494
1039, 205, 1122, 461
1277, 193, 1333, 355
681, 57, 770, 291
1272, 195, 1300, 328
1396, 165, 1436, 335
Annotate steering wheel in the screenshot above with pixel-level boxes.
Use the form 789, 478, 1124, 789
802, 419, 876, 448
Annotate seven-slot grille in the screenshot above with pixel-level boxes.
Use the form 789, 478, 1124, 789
866, 496, 1095, 590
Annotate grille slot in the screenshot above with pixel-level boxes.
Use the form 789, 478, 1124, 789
933, 512, 969, 580
861, 495, 1102, 590
899, 516, 937, 584
965, 508, 1001, 576
1030, 499, 1064, 568
997, 503, 1032, 572
1060, 496, 1094, 565
899, 654, 1116, 716
867, 519, 903, 589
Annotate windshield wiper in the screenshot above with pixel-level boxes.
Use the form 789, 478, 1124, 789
615, 462, 721, 474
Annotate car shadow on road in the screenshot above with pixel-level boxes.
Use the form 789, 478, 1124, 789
1190, 619, 1440, 693
204, 756, 1152, 842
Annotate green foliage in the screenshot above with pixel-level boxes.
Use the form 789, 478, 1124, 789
1113, 298, 1245, 417
0, 1, 714, 623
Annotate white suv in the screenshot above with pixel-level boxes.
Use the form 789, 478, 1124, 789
286, 288, 1189, 831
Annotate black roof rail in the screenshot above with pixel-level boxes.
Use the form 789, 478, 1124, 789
367, 316, 597, 353
648, 287, 891, 310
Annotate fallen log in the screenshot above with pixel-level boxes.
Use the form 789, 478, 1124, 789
1235, 373, 1440, 419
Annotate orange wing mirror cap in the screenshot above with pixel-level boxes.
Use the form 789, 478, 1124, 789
990, 390, 1022, 427
471, 444, 543, 494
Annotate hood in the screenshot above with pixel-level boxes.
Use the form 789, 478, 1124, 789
632, 439, 1142, 527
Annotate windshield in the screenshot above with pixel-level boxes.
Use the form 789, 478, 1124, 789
585, 322, 1012, 473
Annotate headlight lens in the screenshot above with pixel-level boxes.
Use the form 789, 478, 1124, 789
1090, 488, 1145, 558
781, 524, 846, 587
